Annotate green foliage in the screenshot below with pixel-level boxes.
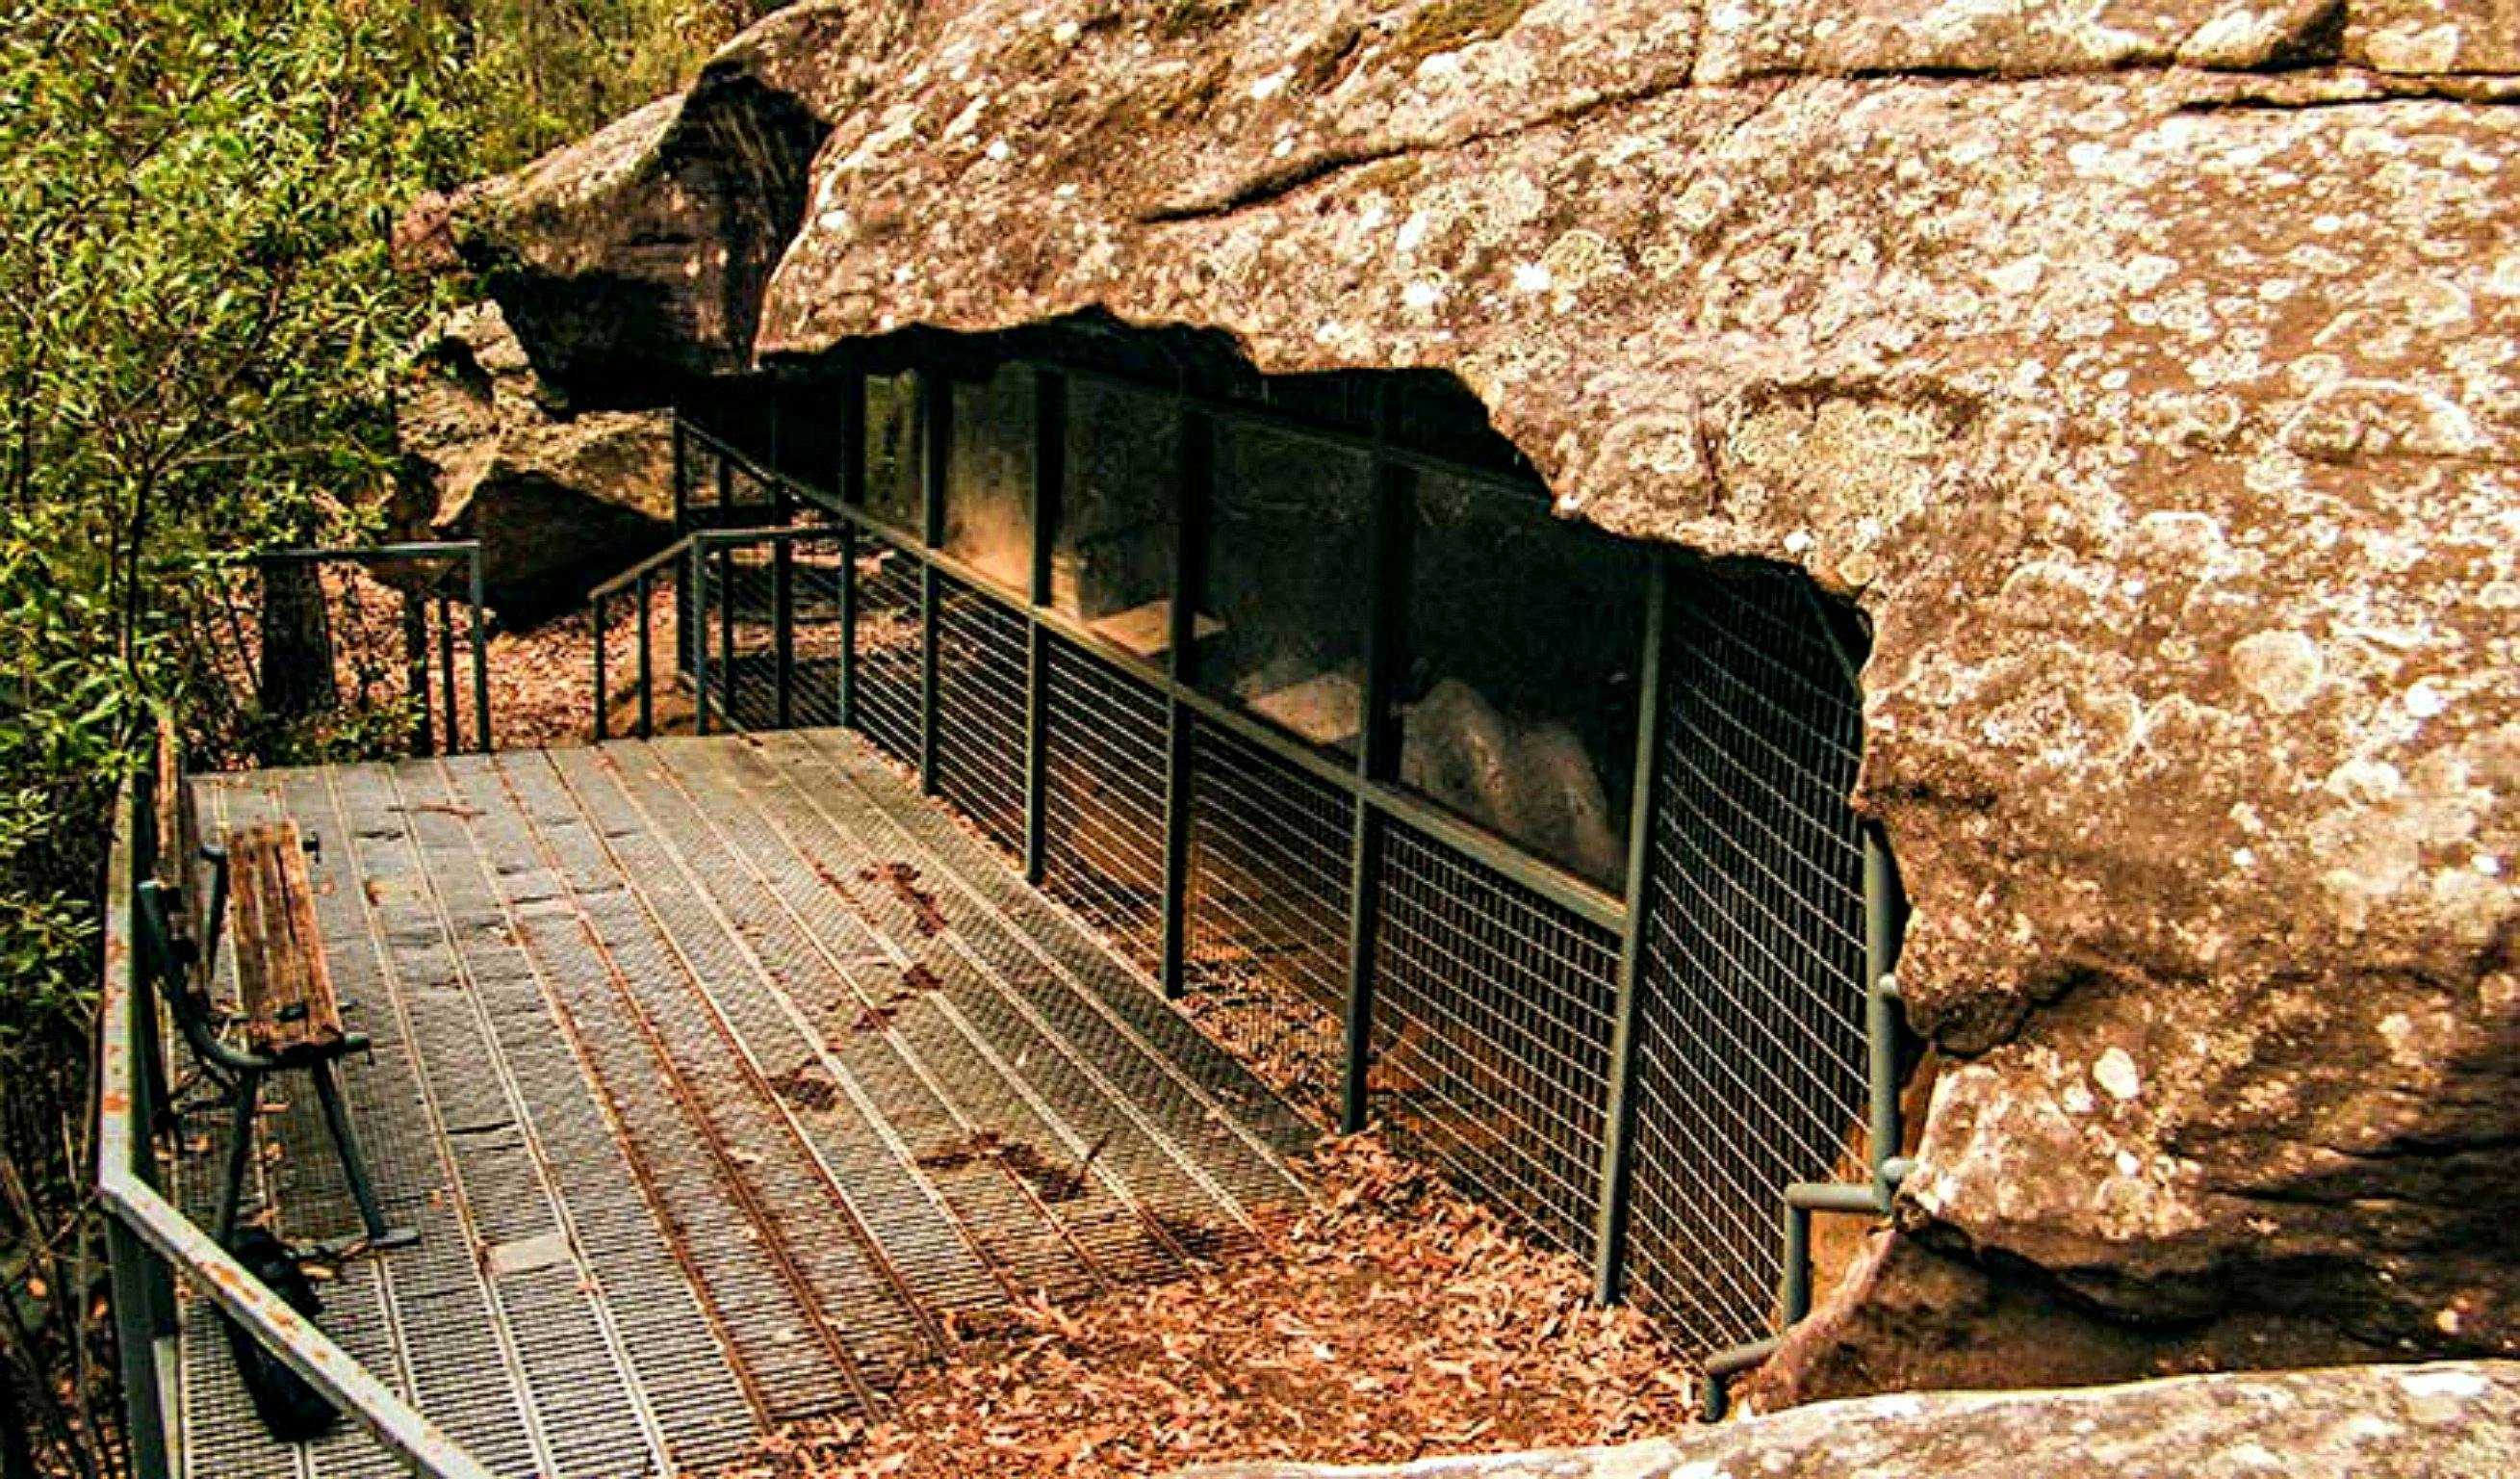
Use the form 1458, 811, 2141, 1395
0, 0, 463, 1036
0, 0, 767, 1461
443, 0, 786, 171
0, 4, 476, 1460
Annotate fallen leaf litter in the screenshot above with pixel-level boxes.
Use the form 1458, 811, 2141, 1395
724, 1134, 1696, 1478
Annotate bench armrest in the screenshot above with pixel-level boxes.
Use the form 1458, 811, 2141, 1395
135, 880, 277, 1077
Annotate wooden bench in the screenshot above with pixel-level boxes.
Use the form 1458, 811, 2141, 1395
224, 823, 349, 1065
135, 818, 416, 1255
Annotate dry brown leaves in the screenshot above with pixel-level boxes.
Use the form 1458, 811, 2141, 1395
725, 1135, 1695, 1479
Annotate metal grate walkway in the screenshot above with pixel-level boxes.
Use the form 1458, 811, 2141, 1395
171, 731, 1313, 1479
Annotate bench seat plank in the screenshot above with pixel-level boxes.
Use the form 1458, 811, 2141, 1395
227, 821, 345, 1062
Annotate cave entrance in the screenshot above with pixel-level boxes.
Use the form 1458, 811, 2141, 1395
668, 324, 1889, 1361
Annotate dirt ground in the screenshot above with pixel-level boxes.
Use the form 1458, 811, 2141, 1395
726, 1135, 1697, 1478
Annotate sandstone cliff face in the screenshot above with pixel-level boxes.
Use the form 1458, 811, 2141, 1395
447, 0, 2520, 1403
1180, 1360, 2520, 1478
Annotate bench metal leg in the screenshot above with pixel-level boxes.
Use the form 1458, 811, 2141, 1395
310, 1059, 417, 1253
216, 1071, 262, 1245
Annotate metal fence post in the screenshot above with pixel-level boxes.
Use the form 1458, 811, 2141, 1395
918, 373, 949, 795
712, 540, 736, 727
1024, 371, 1066, 886
467, 546, 490, 752
636, 572, 656, 740
1592, 558, 1669, 1304
690, 539, 710, 737
108, 1216, 172, 1479
838, 372, 866, 734
1157, 402, 1212, 1000
774, 538, 796, 730
592, 591, 609, 741
1341, 402, 1415, 1134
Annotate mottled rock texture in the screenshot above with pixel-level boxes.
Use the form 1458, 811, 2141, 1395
399, 301, 675, 617
447, 0, 2520, 1403
1177, 1361, 2520, 1477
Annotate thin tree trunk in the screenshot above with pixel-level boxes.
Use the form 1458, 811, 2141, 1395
257, 561, 337, 743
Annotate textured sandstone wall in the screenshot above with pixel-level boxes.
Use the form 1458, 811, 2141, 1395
442, 0, 2520, 1404
1177, 1361, 2520, 1478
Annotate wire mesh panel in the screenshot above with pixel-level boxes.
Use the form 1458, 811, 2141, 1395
681, 425, 784, 530
1181, 720, 1355, 1127
591, 562, 688, 740
1626, 566, 1869, 1351
931, 574, 1030, 860
1039, 636, 1170, 978
695, 533, 849, 733
850, 541, 927, 771
1368, 824, 1621, 1257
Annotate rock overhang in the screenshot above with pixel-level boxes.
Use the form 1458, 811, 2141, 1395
444, 0, 2520, 1402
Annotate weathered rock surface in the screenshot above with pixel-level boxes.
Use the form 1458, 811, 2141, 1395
448, 0, 2520, 1403
1177, 1361, 2520, 1478
399, 301, 675, 616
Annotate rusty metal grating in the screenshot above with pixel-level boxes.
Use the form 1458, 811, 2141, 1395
1182, 720, 1354, 1129
851, 543, 926, 770
931, 575, 1030, 860
1369, 823, 1621, 1258
168, 733, 1307, 1478
1039, 636, 1169, 979
1625, 566, 1870, 1352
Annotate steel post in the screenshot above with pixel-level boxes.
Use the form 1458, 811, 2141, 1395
1157, 403, 1212, 1000
1592, 558, 1669, 1304
1024, 373, 1065, 886
636, 572, 655, 739
592, 592, 609, 741
838, 526, 858, 731
467, 547, 490, 752
1340, 403, 1415, 1133
690, 542, 710, 736
436, 594, 457, 750
1865, 822, 1911, 1206
918, 374, 950, 794
774, 536, 796, 729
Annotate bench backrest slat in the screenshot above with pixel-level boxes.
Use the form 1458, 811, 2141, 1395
227, 821, 345, 1061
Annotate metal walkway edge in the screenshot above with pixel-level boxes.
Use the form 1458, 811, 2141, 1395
172, 729, 1314, 1479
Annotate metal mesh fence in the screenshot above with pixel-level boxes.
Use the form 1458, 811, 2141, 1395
1625, 565, 1869, 1351
692, 534, 849, 733
1180, 721, 1355, 1128
189, 548, 486, 766
591, 562, 689, 740
666, 401, 1889, 1364
1369, 823, 1622, 1258
851, 542, 927, 771
931, 574, 1031, 861
1039, 636, 1170, 980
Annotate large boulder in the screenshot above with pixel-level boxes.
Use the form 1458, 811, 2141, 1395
399, 301, 676, 618
1178, 1361, 2520, 1478
450, 0, 2520, 1402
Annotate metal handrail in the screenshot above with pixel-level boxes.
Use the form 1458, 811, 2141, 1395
97, 779, 494, 1479
586, 536, 697, 603
673, 419, 1633, 933
225, 539, 493, 755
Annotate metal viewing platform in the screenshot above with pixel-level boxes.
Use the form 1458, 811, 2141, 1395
163, 729, 1311, 1478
